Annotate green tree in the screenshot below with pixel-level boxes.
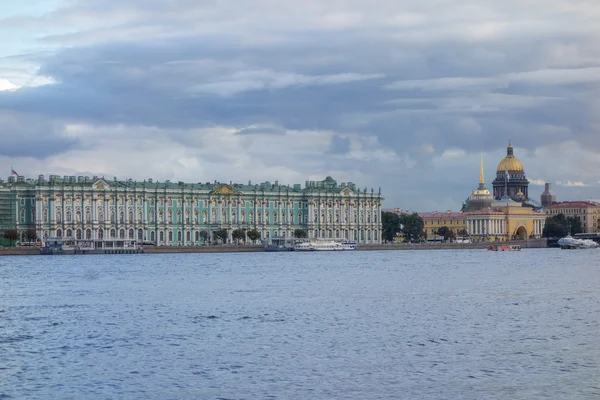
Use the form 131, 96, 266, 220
381, 211, 402, 242
212, 229, 229, 243
436, 226, 450, 241
3, 229, 19, 246
24, 228, 37, 243
232, 228, 246, 243
567, 216, 583, 235
399, 212, 424, 242
246, 229, 261, 244
543, 213, 577, 237
199, 230, 209, 242
457, 229, 468, 240
293, 228, 307, 238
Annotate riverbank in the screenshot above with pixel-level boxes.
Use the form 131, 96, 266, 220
0, 239, 547, 256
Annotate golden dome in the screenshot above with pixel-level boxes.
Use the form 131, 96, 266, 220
496, 142, 524, 172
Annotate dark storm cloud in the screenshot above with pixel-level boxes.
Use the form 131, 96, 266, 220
2, 0, 600, 208
0, 110, 78, 158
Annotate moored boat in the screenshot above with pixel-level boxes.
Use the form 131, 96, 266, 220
294, 240, 357, 251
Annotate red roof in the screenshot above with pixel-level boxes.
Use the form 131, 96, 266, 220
547, 201, 598, 208
418, 211, 464, 218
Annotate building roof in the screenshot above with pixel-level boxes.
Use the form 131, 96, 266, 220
496, 142, 524, 172
2, 175, 382, 197
418, 211, 465, 219
546, 201, 599, 208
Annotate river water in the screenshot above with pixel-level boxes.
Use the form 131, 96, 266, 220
1, 249, 599, 399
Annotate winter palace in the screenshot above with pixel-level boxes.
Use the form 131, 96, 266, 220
0, 174, 384, 245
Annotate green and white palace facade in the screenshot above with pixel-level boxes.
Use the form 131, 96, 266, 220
0, 174, 383, 245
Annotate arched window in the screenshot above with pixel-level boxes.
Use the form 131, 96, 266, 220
85, 209, 91, 222
159, 231, 164, 242
85, 229, 91, 239
110, 229, 116, 239
195, 231, 199, 241
66, 211, 72, 223
98, 229, 103, 239
56, 229, 63, 237
186, 231, 190, 242
128, 210, 133, 222
129, 229, 134, 239
138, 229, 143, 241
76, 229, 82, 239
150, 231, 155, 242
76, 210, 81, 222
177, 231, 182, 242
119, 229, 125, 239
66, 229, 73, 237
56, 211, 62, 223
168, 231, 173, 242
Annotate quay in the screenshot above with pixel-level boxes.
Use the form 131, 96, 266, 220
0, 238, 547, 256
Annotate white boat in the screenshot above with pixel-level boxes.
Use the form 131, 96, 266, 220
294, 240, 357, 251
557, 235, 599, 250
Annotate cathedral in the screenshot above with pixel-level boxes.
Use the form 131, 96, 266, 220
492, 142, 529, 201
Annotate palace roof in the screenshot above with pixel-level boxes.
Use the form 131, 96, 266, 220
2, 174, 381, 197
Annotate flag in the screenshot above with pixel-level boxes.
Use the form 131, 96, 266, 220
11, 168, 19, 177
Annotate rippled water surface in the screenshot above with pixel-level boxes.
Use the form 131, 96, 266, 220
1, 249, 599, 399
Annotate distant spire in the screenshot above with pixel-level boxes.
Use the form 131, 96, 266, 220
479, 153, 485, 186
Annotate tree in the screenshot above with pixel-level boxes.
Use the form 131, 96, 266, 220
232, 228, 246, 243
199, 230, 209, 242
24, 228, 37, 243
246, 229, 261, 244
543, 213, 579, 238
436, 226, 450, 241
293, 228, 307, 238
435, 226, 455, 242
457, 229, 468, 240
381, 211, 402, 242
3, 229, 19, 246
567, 216, 583, 235
212, 229, 229, 244
399, 213, 424, 242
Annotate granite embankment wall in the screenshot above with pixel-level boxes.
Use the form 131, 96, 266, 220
0, 239, 548, 256
144, 245, 265, 254
360, 238, 548, 251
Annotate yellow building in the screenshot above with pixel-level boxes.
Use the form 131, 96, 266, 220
544, 201, 600, 233
419, 211, 467, 240
465, 198, 545, 242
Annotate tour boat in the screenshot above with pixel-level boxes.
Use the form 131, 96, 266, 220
487, 244, 521, 251
557, 235, 599, 250
40, 237, 143, 255
294, 240, 358, 251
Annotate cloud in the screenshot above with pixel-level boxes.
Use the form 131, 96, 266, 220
1, 0, 600, 211
187, 70, 385, 97
0, 78, 19, 91
556, 180, 587, 187
528, 178, 547, 186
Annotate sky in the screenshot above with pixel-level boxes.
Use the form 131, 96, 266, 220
1, 0, 600, 211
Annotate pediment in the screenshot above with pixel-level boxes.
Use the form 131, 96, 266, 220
339, 186, 356, 196
92, 179, 110, 191
212, 184, 238, 195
